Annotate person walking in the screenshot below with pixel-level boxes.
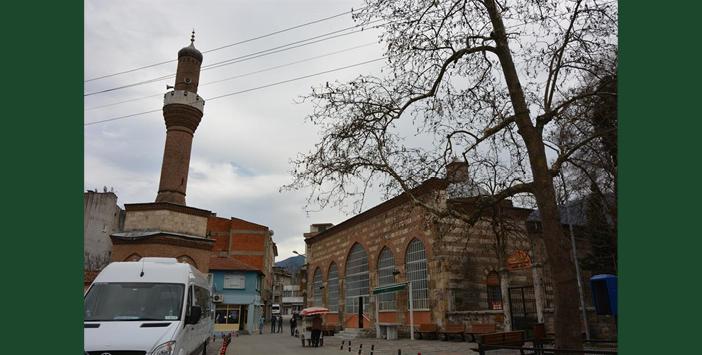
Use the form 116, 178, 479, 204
270, 315, 276, 333
258, 314, 264, 335
277, 315, 283, 333
311, 315, 323, 347
290, 314, 297, 336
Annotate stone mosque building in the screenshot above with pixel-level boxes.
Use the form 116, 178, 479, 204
304, 161, 617, 339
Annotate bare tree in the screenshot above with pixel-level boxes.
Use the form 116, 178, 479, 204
287, 0, 617, 348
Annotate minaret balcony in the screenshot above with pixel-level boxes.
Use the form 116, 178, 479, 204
163, 90, 205, 113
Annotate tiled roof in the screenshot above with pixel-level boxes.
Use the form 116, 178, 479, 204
209, 256, 261, 273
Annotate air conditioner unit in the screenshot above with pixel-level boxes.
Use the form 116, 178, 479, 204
213, 294, 224, 303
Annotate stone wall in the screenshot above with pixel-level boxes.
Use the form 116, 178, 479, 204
306, 187, 536, 332
124, 209, 207, 237
111, 241, 212, 273
84, 191, 124, 270
307, 198, 436, 328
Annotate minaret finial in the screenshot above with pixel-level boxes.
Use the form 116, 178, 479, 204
191, 30, 195, 45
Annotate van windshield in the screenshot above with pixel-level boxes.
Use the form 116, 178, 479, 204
85, 283, 184, 322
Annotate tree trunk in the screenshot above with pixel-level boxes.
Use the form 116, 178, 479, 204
499, 267, 512, 331
532, 263, 545, 323
483, 0, 583, 349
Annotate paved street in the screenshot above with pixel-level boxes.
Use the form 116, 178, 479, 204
223, 330, 501, 355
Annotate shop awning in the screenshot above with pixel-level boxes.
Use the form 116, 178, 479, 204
372, 283, 406, 295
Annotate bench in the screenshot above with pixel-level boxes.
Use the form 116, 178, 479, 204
465, 323, 497, 342
414, 323, 439, 339
440, 323, 466, 341
477, 331, 526, 355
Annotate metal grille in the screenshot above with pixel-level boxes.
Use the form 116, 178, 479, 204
377, 247, 397, 310
312, 267, 323, 307
405, 239, 429, 309
327, 263, 339, 312
345, 243, 369, 313
486, 271, 503, 310
509, 286, 538, 331
487, 285, 503, 310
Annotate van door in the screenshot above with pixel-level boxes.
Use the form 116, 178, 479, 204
193, 286, 213, 350
181, 285, 197, 354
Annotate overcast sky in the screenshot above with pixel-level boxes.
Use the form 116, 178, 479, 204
84, 0, 388, 261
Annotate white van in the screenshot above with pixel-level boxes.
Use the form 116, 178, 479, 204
84, 257, 214, 355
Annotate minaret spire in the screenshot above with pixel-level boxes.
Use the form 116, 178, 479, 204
155, 36, 205, 205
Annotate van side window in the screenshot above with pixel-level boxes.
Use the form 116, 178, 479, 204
194, 286, 211, 319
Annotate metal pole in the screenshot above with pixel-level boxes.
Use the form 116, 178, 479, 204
409, 281, 414, 340
561, 173, 591, 341
375, 293, 381, 338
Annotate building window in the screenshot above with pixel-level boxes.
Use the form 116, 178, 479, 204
215, 304, 240, 324
312, 267, 323, 307
405, 239, 429, 309
345, 243, 369, 314
377, 247, 396, 310
327, 263, 339, 312
486, 271, 503, 310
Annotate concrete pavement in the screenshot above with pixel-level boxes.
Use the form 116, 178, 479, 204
223, 330, 511, 355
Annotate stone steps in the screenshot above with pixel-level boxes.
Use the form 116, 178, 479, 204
336, 328, 373, 339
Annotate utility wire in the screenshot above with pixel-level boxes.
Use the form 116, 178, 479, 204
85, 42, 377, 111
84, 57, 385, 126
205, 57, 384, 101
84, 21, 383, 97
84, 108, 162, 126
84, 7, 365, 83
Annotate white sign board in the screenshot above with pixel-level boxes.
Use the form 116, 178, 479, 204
223, 274, 246, 289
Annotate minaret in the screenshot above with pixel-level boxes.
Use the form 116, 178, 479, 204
155, 32, 205, 205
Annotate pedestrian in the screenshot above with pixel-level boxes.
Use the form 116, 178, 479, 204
290, 314, 297, 336
258, 314, 264, 335
277, 315, 283, 333
311, 315, 323, 347
270, 315, 275, 333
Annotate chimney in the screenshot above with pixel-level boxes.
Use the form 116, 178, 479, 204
304, 223, 334, 239
446, 160, 469, 183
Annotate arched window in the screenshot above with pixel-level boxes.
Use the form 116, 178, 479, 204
327, 263, 339, 312
486, 271, 503, 310
177, 255, 198, 269
345, 243, 369, 313
312, 267, 323, 307
125, 253, 141, 262
377, 247, 396, 310
405, 239, 429, 309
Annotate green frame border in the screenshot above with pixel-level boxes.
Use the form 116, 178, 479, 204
4, 2, 83, 353
620, 0, 701, 353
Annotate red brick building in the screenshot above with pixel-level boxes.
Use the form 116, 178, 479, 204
207, 215, 277, 318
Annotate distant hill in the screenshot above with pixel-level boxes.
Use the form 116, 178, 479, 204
275, 255, 305, 274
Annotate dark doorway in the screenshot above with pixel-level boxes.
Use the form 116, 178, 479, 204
240, 305, 248, 331
508, 286, 537, 331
